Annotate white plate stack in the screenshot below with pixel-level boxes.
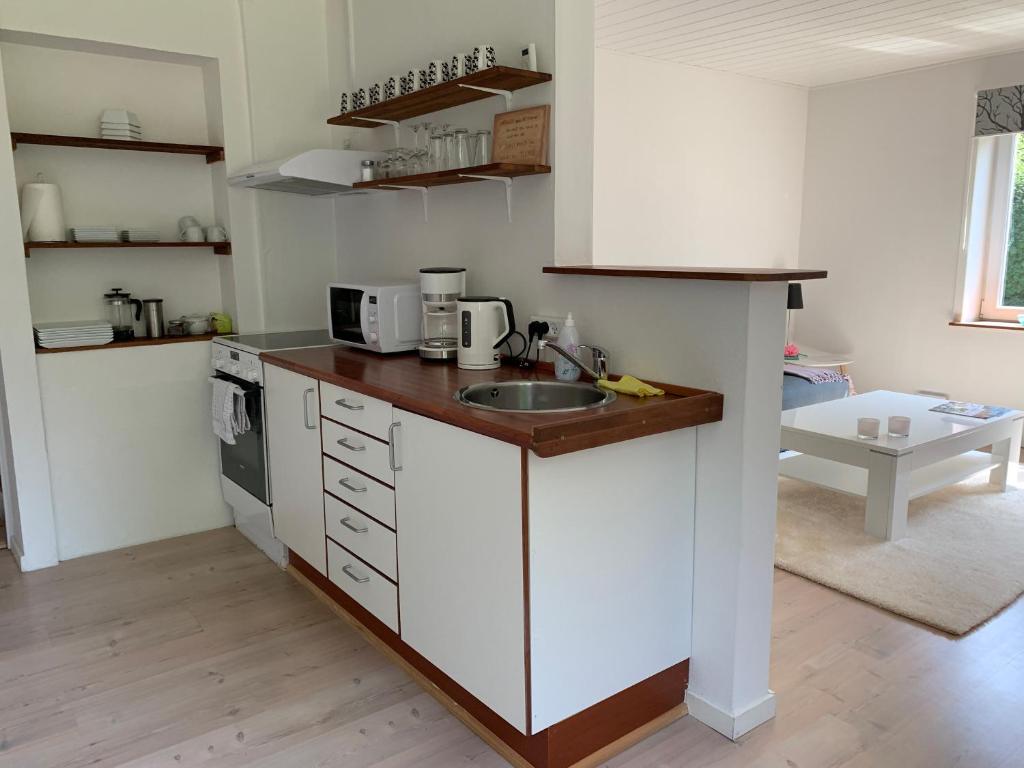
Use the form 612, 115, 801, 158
120, 228, 160, 243
34, 320, 114, 349
69, 226, 118, 243
100, 109, 142, 141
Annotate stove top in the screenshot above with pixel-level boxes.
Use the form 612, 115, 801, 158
215, 329, 336, 353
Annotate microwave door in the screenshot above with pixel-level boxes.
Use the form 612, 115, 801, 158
330, 286, 366, 345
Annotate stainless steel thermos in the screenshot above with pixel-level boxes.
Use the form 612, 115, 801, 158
143, 298, 165, 339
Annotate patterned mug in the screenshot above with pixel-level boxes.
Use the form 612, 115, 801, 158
449, 53, 467, 80
468, 45, 496, 74
427, 60, 444, 86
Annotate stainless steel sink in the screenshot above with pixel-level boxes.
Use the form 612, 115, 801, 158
454, 381, 616, 413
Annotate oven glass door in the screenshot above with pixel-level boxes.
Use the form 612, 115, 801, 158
215, 373, 268, 504
329, 286, 366, 345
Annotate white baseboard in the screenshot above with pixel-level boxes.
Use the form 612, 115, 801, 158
8, 536, 57, 572
685, 689, 776, 740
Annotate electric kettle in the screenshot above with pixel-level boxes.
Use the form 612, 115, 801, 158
456, 296, 515, 370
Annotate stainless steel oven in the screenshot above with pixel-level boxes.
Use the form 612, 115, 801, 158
213, 371, 269, 504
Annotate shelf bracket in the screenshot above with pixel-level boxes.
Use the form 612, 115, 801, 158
456, 84, 514, 111
459, 174, 514, 222
391, 185, 430, 222
350, 117, 402, 146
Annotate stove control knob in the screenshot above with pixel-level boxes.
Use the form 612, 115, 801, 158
245, 369, 259, 382
230, 364, 240, 375
369, 332, 379, 342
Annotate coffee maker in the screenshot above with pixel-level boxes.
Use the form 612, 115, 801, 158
418, 267, 466, 361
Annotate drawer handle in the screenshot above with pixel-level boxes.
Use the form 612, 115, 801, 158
341, 563, 370, 583
337, 437, 366, 452
336, 398, 365, 411
340, 516, 369, 534
338, 477, 367, 493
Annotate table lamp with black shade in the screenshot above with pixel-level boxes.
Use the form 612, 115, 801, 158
785, 283, 803, 360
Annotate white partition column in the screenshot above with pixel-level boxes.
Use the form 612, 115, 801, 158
686, 281, 786, 738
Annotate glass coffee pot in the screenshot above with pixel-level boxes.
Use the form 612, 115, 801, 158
104, 288, 143, 341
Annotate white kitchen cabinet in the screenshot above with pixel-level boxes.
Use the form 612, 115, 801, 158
392, 408, 527, 734
265, 365, 325, 574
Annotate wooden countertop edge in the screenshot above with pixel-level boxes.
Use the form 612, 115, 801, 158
542, 265, 828, 282
261, 353, 724, 455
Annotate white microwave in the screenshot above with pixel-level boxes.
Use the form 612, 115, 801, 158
327, 281, 421, 354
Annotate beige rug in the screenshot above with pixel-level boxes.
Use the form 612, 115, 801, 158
776, 475, 1024, 635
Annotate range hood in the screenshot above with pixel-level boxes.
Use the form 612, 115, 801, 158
227, 149, 383, 196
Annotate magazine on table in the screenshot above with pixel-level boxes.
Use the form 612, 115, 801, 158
929, 401, 1012, 420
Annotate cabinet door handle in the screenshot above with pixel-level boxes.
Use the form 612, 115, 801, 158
336, 437, 366, 452
338, 477, 367, 493
302, 388, 316, 430
335, 398, 365, 411
388, 422, 402, 471
340, 516, 369, 534
341, 563, 370, 583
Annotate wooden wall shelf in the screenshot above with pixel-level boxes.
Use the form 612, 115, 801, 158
35, 333, 222, 355
24, 241, 232, 257
11, 132, 225, 163
354, 162, 550, 190
542, 265, 828, 282
327, 66, 552, 126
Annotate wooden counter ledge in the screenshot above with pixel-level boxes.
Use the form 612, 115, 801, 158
542, 265, 828, 281
261, 346, 723, 457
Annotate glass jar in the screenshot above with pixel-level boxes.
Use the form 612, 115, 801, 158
360, 159, 377, 182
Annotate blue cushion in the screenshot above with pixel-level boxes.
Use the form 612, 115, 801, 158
782, 373, 849, 411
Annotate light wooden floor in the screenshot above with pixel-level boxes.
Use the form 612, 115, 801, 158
1, 527, 1022, 768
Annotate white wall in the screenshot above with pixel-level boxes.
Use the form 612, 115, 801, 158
239, 0, 339, 332
0, 0, 339, 567
798, 50, 1024, 409
594, 50, 807, 268
2, 42, 224, 328
37, 343, 230, 560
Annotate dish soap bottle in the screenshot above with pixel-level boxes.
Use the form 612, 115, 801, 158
554, 313, 581, 381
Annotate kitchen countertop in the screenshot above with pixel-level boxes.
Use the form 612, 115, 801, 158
261, 346, 724, 457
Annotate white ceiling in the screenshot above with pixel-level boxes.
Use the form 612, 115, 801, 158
595, 0, 1024, 87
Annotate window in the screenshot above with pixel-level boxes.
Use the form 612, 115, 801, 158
961, 132, 1024, 322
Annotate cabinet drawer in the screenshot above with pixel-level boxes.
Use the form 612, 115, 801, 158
323, 455, 396, 529
320, 382, 393, 440
322, 419, 393, 485
325, 495, 397, 581
327, 539, 399, 633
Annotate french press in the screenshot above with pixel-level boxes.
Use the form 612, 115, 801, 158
104, 288, 143, 341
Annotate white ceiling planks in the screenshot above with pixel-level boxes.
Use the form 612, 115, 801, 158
595, 0, 1024, 87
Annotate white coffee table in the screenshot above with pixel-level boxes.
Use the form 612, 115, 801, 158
780, 391, 1023, 540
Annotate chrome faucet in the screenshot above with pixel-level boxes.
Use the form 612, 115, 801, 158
538, 340, 609, 380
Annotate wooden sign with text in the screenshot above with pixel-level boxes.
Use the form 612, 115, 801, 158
492, 105, 550, 165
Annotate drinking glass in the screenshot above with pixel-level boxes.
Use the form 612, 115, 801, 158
471, 129, 491, 165
429, 131, 445, 172
441, 131, 455, 171
453, 129, 470, 168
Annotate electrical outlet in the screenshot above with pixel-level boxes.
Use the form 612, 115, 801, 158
530, 314, 567, 339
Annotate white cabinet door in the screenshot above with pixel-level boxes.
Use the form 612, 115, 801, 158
393, 409, 527, 734
265, 364, 325, 574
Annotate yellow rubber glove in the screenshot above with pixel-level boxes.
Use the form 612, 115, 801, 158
596, 375, 665, 398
